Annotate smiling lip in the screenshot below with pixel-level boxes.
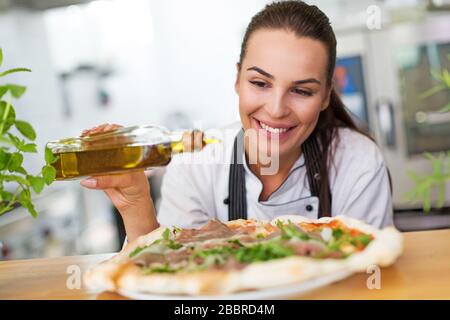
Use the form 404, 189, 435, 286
255, 118, 297, 130
253, 118, 297, 141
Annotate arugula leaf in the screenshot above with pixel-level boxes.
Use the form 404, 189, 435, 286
192, 240, 294, 266
276, 220, 310, 240
234, 242, 294, 263
350, 234, 372, 247
162, 228, 171, 241
129, 245, 148, 258
227, 239, 244, 247
332, 228, 344, 240
144, 262, 178, 274
167, 241, 183, 250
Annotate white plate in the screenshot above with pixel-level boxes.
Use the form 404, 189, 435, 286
117, 270, 352, 300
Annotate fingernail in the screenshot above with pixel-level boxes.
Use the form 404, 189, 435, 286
80, 178, 97, 188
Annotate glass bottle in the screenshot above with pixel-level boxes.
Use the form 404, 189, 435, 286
46, 125, 220, 180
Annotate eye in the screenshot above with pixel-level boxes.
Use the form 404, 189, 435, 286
249, 80, 268, 88
292, 88, 313, 97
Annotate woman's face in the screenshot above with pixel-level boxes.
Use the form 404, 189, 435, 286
235, 29, 331, 161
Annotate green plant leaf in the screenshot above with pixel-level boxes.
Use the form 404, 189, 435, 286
5, 133, 35, 153
0, 190, 13, 202
27, 175, 45, 194
442, 69, 450, 87
19, 188, 38, 218
15, 120, 36, 141
20, 143, 37, 153
0, 149, 11, 170
0, 101, 16, 134
42, 165, 56, 185
430, 69, 443, 82
5, 133, 21, 149
419, 84, 446, 99
16, 166, 27, 175
0, 48, 3, 66
0, 85, 7, 99
45, 147, 58, 164
0, 68, 32, 78
7, 84, 26, 99
0, 174, 29, 186
439, 102, 450, 113
7, 152, 24, 172
406, 151, 450, 213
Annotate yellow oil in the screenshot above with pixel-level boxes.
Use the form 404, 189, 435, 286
52, 138, 220, 180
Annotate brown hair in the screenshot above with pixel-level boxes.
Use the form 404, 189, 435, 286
238, 0, 371, 215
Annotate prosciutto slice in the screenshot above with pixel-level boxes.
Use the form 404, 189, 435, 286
175, 220, 237, 243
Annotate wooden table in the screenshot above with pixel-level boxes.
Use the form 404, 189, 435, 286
1, 229, 449, 300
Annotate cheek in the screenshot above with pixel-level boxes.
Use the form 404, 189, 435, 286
289, 96, 323, 125
239, 85, 263, 114
238, 84, 264, 129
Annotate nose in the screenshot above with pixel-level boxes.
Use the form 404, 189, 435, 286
265, 89, 291, 119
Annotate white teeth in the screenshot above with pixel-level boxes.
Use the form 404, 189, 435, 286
259, 121, 289, 134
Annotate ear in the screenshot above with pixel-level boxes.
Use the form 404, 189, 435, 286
321, 86, 332, 111
234, 62, 241, 95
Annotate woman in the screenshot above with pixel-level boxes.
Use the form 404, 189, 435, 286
80, 1, 393, 242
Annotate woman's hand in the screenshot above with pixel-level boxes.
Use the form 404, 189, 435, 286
79, 123, 159, 242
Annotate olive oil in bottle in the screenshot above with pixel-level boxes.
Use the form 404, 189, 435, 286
46, 126, 219, 180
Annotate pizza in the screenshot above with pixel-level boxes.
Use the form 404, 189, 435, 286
84, 215, 403, 296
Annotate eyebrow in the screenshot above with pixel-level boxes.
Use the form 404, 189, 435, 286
247, 66, 321, 85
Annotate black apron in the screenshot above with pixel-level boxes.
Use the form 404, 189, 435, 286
225, 128, 331, 220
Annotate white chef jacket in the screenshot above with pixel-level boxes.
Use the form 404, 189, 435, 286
157, 121, 393, 229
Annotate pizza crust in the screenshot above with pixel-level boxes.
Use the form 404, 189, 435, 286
84, 215, 403, 296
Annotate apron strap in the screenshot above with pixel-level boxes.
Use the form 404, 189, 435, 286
227, 129, 247, 221
302, 133, 332, 217
227, 129, 331, 220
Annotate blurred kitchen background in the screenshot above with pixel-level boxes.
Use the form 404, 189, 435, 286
0, 0, 449, 260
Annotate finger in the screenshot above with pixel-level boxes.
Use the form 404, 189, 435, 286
81, 123, 120, 137
193, 129, 203, 151
90, 123, 110, 134
81, 123, 108, 137
80, 174, 131, 189
79, 172, 141, 189
103, 123, 122, 131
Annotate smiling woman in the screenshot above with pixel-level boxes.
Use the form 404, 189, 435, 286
79, 0, 394, 242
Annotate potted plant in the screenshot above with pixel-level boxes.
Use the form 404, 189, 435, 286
406, 56, 450, 213
0, 48, 58, 217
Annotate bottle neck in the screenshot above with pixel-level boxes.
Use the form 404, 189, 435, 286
169, 131, 219, 154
